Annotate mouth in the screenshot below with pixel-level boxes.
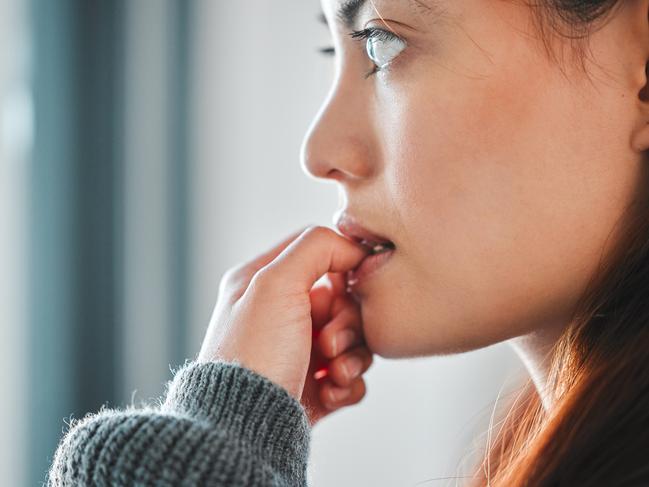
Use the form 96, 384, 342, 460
334, 211, 397, 286
334, 211, 396, 252
356, 239, 396, 256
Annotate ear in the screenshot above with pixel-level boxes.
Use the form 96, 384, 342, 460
631, 62, 649, 152
630, 2, 649, 152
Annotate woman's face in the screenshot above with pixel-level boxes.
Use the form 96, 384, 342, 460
301, 0, 648, 358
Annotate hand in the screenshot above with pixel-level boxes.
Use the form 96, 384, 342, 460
197, 226, 374, 424
301, 272, 374, 425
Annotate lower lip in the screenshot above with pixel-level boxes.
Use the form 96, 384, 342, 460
348, 248, 395, 286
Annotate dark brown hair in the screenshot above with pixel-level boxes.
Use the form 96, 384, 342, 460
468, 1, 649, 485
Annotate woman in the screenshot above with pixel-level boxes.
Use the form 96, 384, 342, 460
49, 0, 649, 485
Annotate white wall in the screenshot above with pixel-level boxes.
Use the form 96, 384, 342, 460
0, 0, 30, 484
190, 2, 526, 486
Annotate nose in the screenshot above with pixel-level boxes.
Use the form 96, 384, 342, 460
299, 82, 376, 183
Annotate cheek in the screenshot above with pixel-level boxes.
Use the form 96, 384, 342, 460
364, 60, 641, 357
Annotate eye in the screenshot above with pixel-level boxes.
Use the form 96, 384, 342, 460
349, 27, 407, 78
317, 47, 336, 56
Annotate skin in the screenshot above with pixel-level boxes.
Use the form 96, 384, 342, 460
199, 226, 375, 425
300, 0, 649, 403
198, 0, 649, 424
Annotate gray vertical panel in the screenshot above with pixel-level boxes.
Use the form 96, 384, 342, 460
73, 0, 125, 414
168, 0, 192, 365
29, 2, 78, 483
30, 0, 191, 481
29, 1, 125, 484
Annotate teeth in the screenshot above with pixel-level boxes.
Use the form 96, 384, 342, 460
359, 239, 394, 254
372, 243, 391, 254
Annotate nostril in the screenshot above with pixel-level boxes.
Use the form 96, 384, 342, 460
326, 168, 346, 181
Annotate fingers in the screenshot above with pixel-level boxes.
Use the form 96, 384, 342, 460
318, 300, 363, 358
241, 226, 309, 273
309, 285, 333, 331
312, 279, 372, 410
264, 226, 369, 293
326, 345, 373, 388
319, 375, 367, 411
330, 292, 356, 317
218, 227, 309, 302
327, 272, 347, 297
314, 272, 355, 324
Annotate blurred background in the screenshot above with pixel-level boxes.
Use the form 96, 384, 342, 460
0, 0, 525, 485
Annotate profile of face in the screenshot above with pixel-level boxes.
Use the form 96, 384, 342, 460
300, 0, 649, 359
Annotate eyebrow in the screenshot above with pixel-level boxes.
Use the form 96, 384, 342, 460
318, 0, 439, 29
337, 0, 367, 28
318, 0, 367, 29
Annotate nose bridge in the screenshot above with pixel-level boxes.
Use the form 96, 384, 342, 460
300, 76, 376, 182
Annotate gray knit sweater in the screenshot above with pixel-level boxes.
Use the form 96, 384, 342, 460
47, 360, 311, 486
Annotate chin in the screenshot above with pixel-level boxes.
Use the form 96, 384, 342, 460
355, 300, 398, 358
356, 294, 429, 358
357, 292, 510, 359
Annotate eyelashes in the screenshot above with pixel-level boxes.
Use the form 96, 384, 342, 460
317, 46, 336, 55
317, 26, 408, 79
351, 27, 406, 78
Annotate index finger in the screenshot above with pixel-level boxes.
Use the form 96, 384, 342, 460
264, 226, 370, 292
327, 272, 347, 297
240, 226, 309, 274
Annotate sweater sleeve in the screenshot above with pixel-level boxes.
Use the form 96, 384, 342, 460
47, 360, 312, 486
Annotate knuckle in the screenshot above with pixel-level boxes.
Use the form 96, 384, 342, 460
332, 352, 366, 385
321, 384, 339, 410
249, 266, 276, 289
324, 332, 341, 359
317, 332, 332, 359
333, 368, 353, 387
247, 271, 265, 290
320, 325, 351, 360
303, 225, 332, 241
219, 265, 251, 299
220, 264, 247, 287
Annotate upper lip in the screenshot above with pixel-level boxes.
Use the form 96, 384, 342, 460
334, 211, 395, 248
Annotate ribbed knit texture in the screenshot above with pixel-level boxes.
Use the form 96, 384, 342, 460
47, 359, 311, 486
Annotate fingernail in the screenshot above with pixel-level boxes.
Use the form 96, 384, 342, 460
329, 386, 351, 402
343, 356, 363, 379
333, 329, 355, 355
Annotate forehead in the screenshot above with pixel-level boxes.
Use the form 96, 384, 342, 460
320, 0, 447, 30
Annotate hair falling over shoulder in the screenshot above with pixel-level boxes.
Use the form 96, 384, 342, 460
469, 158, 649, 485
464, 3, 649, 482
